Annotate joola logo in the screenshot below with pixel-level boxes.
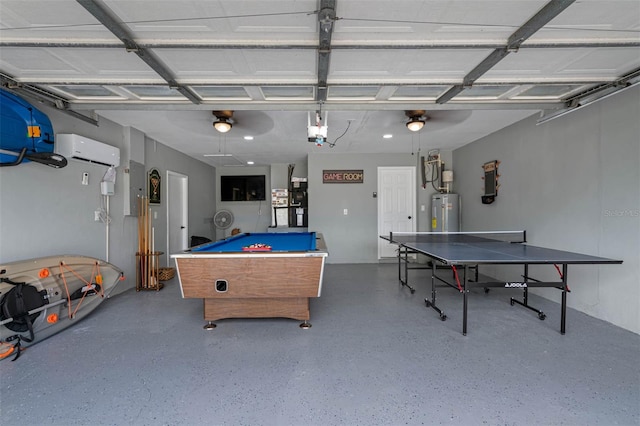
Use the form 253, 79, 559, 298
505, 282, 527, 288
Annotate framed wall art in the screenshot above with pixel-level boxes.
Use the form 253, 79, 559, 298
148, 168, 161, 204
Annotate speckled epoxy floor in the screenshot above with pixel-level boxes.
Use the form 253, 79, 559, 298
1, 263, 638, 426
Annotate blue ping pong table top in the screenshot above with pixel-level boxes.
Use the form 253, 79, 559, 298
383, 232, 622, 265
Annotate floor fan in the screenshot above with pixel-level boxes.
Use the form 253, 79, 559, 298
212, 209, 234, 239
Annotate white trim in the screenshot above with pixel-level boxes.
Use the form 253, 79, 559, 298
166, 170, 189, 265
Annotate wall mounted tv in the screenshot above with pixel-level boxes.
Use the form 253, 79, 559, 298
220, 175, 266, 201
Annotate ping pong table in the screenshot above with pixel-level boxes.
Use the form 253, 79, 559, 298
381, 231, 622, 335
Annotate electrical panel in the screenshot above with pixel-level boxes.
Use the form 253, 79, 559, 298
124, 160, 145, 216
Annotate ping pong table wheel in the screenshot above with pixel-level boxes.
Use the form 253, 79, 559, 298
538, 313, 546, 320
439, 314, 447, 321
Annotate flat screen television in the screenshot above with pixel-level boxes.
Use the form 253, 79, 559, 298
220, 175, 266, 201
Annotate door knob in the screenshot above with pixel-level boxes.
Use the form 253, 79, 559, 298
408, 216, 412, 219
180, 226, 185, 229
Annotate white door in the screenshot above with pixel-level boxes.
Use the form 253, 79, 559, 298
167, 171, 188, 266
378, 167, 416, 259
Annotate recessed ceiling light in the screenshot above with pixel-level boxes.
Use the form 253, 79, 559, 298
383, 134, 393, 139
247, 161, 254, 165
244, 136, 254, 140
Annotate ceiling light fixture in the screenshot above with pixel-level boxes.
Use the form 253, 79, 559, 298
406, 117, 425, 132
213, 119, 232, 133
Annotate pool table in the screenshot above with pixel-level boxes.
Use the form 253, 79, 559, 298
172, 232, 328, 328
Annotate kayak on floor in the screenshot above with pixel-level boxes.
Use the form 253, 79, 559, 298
0, 255, 124, 360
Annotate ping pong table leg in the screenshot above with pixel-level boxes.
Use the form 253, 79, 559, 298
397, 246, 416, 293
397, 245, 402, 282
560, 264, 568, 334
510, 264, 547, 321
462, 266, 468, 336
425, 261, 447, 321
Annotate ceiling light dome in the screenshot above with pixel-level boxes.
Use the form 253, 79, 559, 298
213, 119, 232, 133
406, 116, 425, 132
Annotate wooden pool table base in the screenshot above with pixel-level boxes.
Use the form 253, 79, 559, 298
202, 296, 312, 328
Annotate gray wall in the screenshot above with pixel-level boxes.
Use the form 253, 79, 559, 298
453, 86, 640, 334
144, 136, 218, 259
0, 102, 216, 294
307, 152, 439, 263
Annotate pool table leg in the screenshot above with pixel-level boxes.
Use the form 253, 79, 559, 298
299, 321, 312, 329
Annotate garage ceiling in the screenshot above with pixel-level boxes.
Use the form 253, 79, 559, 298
1, 0, 639, 166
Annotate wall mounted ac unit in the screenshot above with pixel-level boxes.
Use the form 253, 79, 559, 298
56, 133, 120, 167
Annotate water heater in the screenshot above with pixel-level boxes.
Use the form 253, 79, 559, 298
431, 193, 460, 232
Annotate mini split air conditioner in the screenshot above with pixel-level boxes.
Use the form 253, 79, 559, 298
56, 133, 120, 167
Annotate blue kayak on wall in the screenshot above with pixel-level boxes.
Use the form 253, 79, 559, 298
0, 89, 66, 168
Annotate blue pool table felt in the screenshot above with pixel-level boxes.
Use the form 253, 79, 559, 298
192, 232, 317, 252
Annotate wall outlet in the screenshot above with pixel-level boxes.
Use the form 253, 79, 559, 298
94, 210, 101, 222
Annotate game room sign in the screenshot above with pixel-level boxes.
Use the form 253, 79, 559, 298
322, 170, 364, 183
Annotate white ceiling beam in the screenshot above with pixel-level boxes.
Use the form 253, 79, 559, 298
3, 41, 639, 49
75, 100, 562, 112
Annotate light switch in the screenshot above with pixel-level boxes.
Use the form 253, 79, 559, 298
343, 209, 348, 215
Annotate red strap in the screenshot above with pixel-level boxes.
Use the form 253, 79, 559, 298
58, 261, 103, 319
554, 264, 570, 291
451, 265, 463, 292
